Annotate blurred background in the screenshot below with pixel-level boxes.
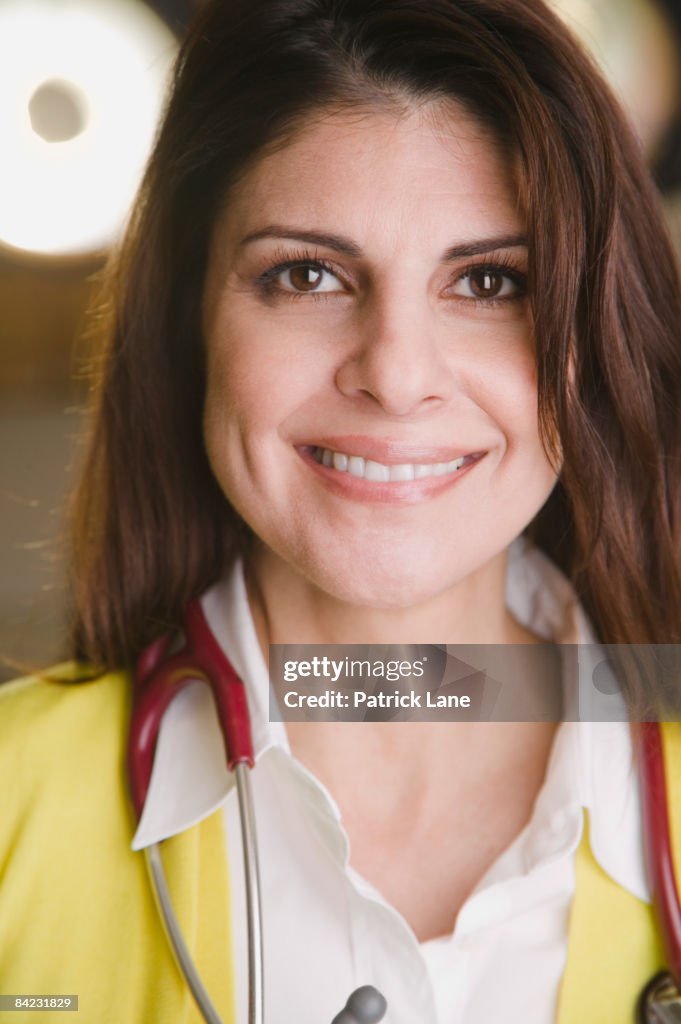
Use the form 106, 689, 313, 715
1, 0, 681, 680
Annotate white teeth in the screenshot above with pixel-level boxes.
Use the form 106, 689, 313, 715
389, 463, 415, 481
365, 459, 390, 482
348, 456, 365, 478
312, 447, 472, 482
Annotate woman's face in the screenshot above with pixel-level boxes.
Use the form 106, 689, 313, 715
202, 102, 558, 607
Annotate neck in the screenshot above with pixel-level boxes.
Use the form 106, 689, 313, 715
243, 539, 552, 800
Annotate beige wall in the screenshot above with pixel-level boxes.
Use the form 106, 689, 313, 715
0, 250, 99, 681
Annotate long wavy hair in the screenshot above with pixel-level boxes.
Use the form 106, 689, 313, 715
65, 0, 681, 711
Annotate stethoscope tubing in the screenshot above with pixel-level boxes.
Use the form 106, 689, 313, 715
144, 761, 264, 1024
235, 761, 265, 1024
130, 599, 262, 1023
146, 842, 224, 1024
639, 722, 681, 987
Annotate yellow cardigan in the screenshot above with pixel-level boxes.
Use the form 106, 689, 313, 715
0, 667, 675, 1023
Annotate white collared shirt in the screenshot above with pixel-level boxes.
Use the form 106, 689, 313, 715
132, 537, 649, 1024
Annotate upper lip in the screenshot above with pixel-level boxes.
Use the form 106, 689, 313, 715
299, 435, 485, 464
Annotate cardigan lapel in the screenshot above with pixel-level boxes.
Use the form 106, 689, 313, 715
553, 717, 681, 1024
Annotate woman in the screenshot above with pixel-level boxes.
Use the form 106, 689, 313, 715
2, 0, 681, 1022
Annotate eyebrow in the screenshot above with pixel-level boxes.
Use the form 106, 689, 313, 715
239, 226, 528, 261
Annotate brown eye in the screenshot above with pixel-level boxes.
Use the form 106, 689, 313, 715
468, 268, 505, 299
275, 262, 344, 294
256, 254, 346, 300
451, 265, 524, 303
287, 265, 324, 291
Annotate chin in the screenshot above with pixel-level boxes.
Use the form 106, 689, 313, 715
293, 543, 477, 611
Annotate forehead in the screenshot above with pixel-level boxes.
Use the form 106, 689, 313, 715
214, 100, 524, 254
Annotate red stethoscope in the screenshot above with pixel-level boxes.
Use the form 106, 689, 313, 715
127, 599, 681, 1024
638, 724, 681, 1023
127, 598, 387, 1024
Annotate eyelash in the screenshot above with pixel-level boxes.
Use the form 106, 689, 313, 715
254, 245, 528, 307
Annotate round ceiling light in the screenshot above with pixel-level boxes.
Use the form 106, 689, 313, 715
0, 0, 177, 257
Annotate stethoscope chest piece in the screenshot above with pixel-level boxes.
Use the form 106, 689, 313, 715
638, 971, 681, 1023
330, 985, 387, 1023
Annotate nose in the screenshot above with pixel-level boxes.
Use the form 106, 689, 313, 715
334, 291, 455, 417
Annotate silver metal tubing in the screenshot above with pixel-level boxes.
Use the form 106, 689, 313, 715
234, 762, 265, 1024
145, 842, 224, 1024
144, 762, 263, 1024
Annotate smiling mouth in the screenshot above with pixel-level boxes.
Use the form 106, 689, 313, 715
309, 445, 483, 482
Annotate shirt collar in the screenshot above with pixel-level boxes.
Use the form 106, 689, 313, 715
506, 537, 648, 901
130, 537, 650, 903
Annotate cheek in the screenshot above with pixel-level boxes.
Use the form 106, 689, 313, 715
497, 338, 538, 431
202, 317, 265, 502
204, 299, 329, 417
202, 317, 287, 455
204, 327, 273, 414
481, 344, 556, 486
201, 309, 321, 512
509, 361, 554, 472
469, 329, 538, 435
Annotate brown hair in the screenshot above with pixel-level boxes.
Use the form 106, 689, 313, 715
65, 0, 681, 710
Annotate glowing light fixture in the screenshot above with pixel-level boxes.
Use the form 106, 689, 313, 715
0, 0, 177, 257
